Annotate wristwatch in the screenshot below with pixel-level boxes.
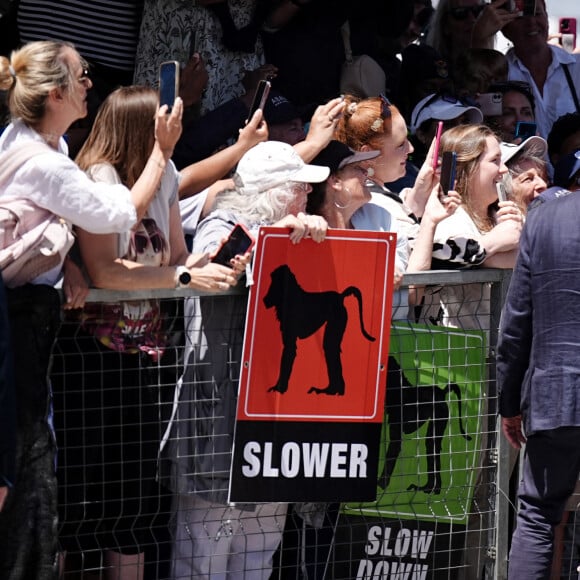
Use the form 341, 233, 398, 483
175, 265, 192, 288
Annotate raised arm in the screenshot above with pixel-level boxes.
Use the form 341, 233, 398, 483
179, 109, 268, 199
130, 99, 184, 222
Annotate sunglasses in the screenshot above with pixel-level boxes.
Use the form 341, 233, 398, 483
379, 93, 392, 120
133, 218, 167, 255
447, 5, 485, 20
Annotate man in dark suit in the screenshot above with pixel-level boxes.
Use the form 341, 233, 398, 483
497, 192, 580, 578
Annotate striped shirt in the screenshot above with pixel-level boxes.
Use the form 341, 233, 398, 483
17, 0, 143, 71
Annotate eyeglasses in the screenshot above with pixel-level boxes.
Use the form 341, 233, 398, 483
489, 81, 534, 100
447, 5, 485, 20
490, 81, 532, 92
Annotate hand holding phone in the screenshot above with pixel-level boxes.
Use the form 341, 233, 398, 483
432, 121, 444, 171
159, 61, 180, 113
211, 224, 255, 267
439, 151, 457, 195
246, 80, 271, 124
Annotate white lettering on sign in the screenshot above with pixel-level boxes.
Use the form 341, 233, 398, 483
356, 559, 429, 580
241, 441, 369, 478
365, 526, 433, 559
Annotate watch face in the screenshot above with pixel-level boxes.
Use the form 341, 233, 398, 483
179, 271, 191, 285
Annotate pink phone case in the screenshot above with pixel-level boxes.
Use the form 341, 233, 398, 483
432, 121, 444, 171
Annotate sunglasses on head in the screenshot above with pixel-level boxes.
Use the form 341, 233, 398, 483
447, 5, 485, 20
379, 94, 392, 120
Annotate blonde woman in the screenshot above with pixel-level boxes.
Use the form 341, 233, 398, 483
0, 41, 182, 578
428, 124, 523, 330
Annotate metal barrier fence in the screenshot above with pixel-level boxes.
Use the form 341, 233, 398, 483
49, 269, 518, 580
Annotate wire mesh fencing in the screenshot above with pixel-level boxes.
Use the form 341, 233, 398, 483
48, 270, 524, 580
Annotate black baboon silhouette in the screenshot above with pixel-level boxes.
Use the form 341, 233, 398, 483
377, 356, 472, 494
263, 264, 375, 396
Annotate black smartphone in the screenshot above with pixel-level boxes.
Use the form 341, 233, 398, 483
439, 151, 457, 195
188, 30, 197, 60
211, 224, 255, 267
159, 61, 180, 113
246, 79, 271, 123
522, 0, 536, 16
515, 121, 537, 141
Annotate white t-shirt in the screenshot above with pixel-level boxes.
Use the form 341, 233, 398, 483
88, 161, 179, 259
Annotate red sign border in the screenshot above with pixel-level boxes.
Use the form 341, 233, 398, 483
238, 227, 396, 422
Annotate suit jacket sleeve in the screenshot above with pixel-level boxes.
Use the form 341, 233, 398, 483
496, 217, 533, 418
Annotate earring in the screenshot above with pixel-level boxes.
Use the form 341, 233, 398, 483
367, 166, 375, 178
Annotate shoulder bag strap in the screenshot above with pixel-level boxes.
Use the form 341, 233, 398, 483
562, 63, 580, 113
0, 142, 54, 188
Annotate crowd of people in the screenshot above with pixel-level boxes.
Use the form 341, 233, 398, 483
0, 0, 579, 579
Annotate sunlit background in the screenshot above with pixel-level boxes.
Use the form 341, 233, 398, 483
431, 0, 579, 53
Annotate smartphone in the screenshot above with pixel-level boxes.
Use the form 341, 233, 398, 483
475, 92, 503, 116
211, 224, 255, 267
246, 79, 271, 123
159, 61, 180, 113
496, 182, 507, 203
432, 121, 444, 171
188, 31, 197, 60
509, 0, 535, 16
559, 18, 577, 53
515, 121, 537, 140
439, 151, 457, 195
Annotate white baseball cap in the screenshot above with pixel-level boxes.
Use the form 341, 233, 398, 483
234, 141, 330, 194
410, 93, 483, 134
500, 136, 548, 166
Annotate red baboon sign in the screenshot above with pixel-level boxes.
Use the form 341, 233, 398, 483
229, 226, 397, 503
